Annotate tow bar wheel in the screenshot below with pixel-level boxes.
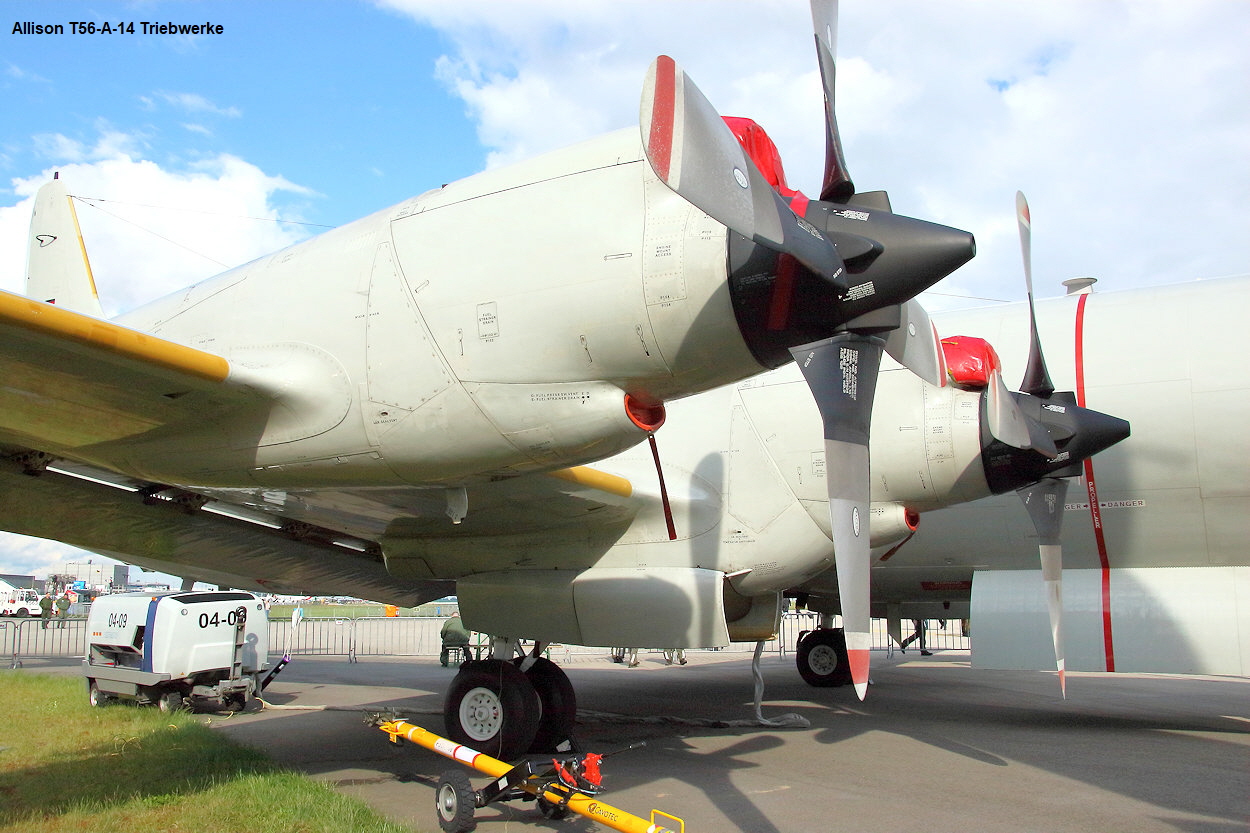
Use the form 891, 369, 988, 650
435, 769, 476, 833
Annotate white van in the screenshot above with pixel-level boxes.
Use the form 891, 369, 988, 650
1, 586, 43, 617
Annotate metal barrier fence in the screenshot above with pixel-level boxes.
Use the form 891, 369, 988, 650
3, 617, 88, 669
269, 614, 969, 662
2, 613, 968, 668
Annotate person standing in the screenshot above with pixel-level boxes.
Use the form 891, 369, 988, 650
39, 592, 54, 629
55, 594, 70, 628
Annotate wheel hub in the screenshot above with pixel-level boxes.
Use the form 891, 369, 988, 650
459, 686, 503, 741
437, 784, 457, 820
809, 644, 839, 675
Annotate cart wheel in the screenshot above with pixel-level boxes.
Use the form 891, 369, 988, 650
435, 769, 477, 833
87, 679, 112, 707
537, 795, 570, 820
158, 690, 185, 713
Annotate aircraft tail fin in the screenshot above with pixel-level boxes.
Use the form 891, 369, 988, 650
26, 174, 105, 317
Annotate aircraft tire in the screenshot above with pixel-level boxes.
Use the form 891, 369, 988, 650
513, 656, 577, 753
444, 659, 540, 760
796, 628, 853, 687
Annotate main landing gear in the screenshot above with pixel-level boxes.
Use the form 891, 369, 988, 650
795, 627, 853, 687
443, 640, 577, 760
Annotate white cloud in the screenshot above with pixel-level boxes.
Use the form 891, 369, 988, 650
30, 124, 150, 165
0, 532, 93, 581
0, 531, 186, 590
154, 91, 243, 118
5, 62, 49, 84
1, 138, 316, 316
382, 0, 1250, 308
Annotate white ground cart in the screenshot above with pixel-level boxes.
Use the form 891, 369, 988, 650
82, 590, 269, 712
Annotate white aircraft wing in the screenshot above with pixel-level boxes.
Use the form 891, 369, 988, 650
0, 430, 643, 603
0, 288, 247, 453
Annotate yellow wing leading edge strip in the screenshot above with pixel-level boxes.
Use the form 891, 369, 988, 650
0, 290, 230, 383
548, 465, 633, 498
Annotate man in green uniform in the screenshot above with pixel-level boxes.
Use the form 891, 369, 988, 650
439, 615, 471, 666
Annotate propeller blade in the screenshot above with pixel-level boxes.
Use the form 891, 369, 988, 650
809, 0, 855, 202
641, 55, 848, 292
985, 367, 1033, 450
1018, 476, 1070, 696
1016, 191, 1054, 398
790, 333, 883, 700
984, 366, 1059, 458
882, 298, 946, 387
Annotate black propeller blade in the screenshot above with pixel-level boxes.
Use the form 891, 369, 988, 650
978, 191, 1131, 694
790, 330, 884, 699
810, 0, 854, 203
1017, 191, 1055, 398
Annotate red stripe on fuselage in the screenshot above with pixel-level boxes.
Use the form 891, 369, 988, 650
648, 56, 677, 182
1075, 292, 1116, 672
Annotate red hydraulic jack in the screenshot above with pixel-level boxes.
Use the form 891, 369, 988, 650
371, 715, 685, 833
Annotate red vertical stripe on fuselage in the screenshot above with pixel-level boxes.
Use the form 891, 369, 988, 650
1075, 291, 1116, 672
648, 56, 677, 182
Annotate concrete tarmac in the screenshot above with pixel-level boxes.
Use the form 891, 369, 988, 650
24, 649, 1249, 832
216, 650, 1249, 832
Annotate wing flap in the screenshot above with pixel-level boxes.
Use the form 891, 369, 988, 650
0, 455, 445, 604
0, 454, 643, 601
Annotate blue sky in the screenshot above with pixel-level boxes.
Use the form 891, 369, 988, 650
4, 2, 481, 221
1, 0, 1248, 580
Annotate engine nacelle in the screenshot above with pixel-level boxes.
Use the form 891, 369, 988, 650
387, 129, 764, 403
456, 567, 731, 649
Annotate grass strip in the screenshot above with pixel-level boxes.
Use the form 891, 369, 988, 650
0, 673, 418, 833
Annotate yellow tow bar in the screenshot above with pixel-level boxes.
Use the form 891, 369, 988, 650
374, 716, 684, 833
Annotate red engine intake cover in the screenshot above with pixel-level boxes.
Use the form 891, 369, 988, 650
722, 116, 802, 200
940, 335, 1002, 390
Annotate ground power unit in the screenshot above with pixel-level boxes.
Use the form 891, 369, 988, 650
82, 590, 269, 712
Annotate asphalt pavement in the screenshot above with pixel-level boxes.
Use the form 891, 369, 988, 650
22, 649, 1250, 832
